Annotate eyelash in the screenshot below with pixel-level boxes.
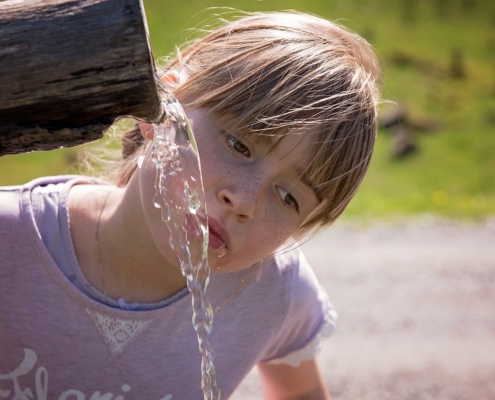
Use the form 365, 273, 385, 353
224, 133, 300, 213
276, 187, 300, 213
225, 134, 250, 157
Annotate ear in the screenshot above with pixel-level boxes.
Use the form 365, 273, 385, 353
139, 71, 179, 141
139, 121, 154, 141
160, 70, 180, 88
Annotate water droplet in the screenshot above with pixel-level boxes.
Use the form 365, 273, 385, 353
215, 245, 227, 258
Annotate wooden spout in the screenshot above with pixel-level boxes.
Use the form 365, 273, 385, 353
0, 0, 162, 155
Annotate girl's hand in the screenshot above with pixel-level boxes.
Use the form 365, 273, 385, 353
258, 358, 331, 400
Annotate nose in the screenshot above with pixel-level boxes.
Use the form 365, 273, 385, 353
218, 177, 265, 222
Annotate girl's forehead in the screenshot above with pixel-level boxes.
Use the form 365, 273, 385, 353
257, 132, 317, 191
273, 134, 315, 171
210, 108, 317, 184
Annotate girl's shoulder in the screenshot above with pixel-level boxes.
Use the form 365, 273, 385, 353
0, 175, 107, 227
0, 175, 100, 199
267, 248, 323, 296
209, 247, 320, 312
0, 176, 70, 220
247, 248, 336, 366
222, 247, 329, 321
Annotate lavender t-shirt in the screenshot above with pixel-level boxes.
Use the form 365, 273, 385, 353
0, 176, 336, 399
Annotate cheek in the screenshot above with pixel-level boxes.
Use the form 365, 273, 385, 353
197, 145, 230, 189
253, 209, 297, 253
139, 155, 157, 203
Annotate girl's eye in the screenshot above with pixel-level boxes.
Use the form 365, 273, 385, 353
276, 187, 300, 213
227, 135, 250, 156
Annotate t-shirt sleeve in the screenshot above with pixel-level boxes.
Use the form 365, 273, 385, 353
259, 250, 337, 367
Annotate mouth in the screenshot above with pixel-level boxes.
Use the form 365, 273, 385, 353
206, 217, 229, 257
186, 214, 229, 257
185, 214, 205, 238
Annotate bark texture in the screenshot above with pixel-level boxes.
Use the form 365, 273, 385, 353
0, 0, 162, 155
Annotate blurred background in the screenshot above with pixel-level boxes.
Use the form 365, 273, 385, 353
1, 0, 494, 220
1, 0, 494, 398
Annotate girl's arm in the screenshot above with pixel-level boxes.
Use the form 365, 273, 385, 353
257, 358, 331, 400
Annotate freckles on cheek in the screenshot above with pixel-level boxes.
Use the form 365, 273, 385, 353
200, 154, 224, 185
261, 210, 294, 247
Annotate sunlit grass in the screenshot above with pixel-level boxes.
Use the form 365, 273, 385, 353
1, 0, 494, 220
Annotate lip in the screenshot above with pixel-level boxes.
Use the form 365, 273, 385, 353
185, 214, 230, 252
206, 217, 230, 251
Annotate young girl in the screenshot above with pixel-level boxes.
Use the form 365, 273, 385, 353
0, 11, 379, 400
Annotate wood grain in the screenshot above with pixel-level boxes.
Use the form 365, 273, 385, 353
0, 0, 162, 155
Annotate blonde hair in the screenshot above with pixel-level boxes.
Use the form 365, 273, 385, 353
120, 11, 380, 234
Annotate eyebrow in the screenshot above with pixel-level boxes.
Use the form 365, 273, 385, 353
229, 121, 319, 200
249, 132, 319, 197
294, 165, 319, 197
282, 146, 320, 199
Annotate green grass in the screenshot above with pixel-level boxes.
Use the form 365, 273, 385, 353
1, 0, 494, 220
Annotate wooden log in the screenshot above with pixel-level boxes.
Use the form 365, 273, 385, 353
0, 0, 163, 156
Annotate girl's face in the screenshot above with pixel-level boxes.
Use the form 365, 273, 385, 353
186, 108, 320, 272
139, 108, 320, 274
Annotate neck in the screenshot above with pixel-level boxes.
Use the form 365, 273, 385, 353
69, 178, 187, 304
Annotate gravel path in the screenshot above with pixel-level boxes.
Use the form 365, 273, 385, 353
231, 217, 495, 399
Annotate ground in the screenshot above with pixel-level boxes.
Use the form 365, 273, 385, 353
231, 217, 495, 399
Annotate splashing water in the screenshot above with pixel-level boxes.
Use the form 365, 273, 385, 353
148, 81, 221, 400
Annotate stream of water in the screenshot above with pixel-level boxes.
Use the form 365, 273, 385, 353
149, 83, 221, 400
